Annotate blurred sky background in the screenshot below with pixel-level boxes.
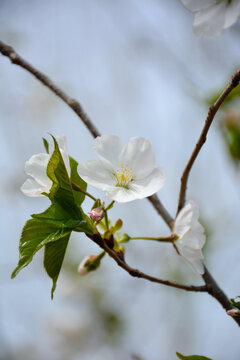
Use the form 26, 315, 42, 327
1, 0, 240, 359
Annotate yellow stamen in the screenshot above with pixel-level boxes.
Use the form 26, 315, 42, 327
114, 163, 133, 188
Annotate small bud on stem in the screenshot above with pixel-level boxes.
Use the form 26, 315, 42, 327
88, 207, 105, 222
227, 309, 240, 317
77, 252, 105, 275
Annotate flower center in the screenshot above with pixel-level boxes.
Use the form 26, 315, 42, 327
114, 163, 133, 188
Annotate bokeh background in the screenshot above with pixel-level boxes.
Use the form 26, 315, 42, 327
1, 1, 240, 359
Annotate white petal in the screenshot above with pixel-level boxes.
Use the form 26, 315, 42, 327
58, 140, 71, 177
25, 153, 50, 187
191, 259, 205, 275
130, 166, 167, 198
179, 246, 205, 275
105, 186, 140, 203
190, 222, 206, 248
55, 135, 67, 154
93, 135, 124, 170
77, 160, 115, 190
181, 0, 214, 12
193, 2, 226, 38
121, 137, 156, 178
223, 1, 240, 29
173, 201, 196, 238
21, 178, 51, 197
178, 231, 204, 250
174, 201, 206, 276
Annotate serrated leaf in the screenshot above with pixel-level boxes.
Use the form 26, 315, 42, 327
44, 234, 70, 299
69, 156, 87, 205
31, 202, 89, 231
47, 136, 79, 216
176, 352, 212, 360
11, 202, 81, 278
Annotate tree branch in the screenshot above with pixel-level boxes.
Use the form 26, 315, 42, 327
0, 40, 100, 138
88, 233, 207, 293
0, 40, 171, 228
203, 266, 240, 326
177, 68, 240, 214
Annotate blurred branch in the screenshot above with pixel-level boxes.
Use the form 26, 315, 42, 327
177, 68, 240, 215
88, 232, 207, 293
0, 40, 100, 138
0, 40, 171, 228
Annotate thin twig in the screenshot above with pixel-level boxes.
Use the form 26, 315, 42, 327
177, 68, 240, 214
88, 233, 207, 293
0, 40, 100, 138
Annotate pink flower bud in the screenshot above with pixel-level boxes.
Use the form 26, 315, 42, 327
227, 309, 240, 317
88, 207, 105, 222
77, 255, 96, 275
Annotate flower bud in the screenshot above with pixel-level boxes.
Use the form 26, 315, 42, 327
227, 309, 240, 317
114, 218, 123, 231
88, 207, 105, 222
120, 233, 131, 243
77, 255, 96, 275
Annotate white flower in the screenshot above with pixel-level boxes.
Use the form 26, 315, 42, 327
172, 200, 206, 275
77, 135, 166, 203
21, 135, 70, 197
181, 0, 240, 38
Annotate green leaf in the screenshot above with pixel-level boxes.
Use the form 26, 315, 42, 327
42, 137, 49, 154
44, 234, 70, 299
31, 202, 89, 232
11, 202, 82, 279
46, 136, 94, 234
47, 136, 79, 217
69, 156, 87, 205
176, 352, 212, 360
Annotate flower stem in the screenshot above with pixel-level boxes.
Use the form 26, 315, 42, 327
70, 180, 96, 201
105, 200, 115, 211
101, 201, 114, 230
129, 234, 178, 242
104, 210, 109, 229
